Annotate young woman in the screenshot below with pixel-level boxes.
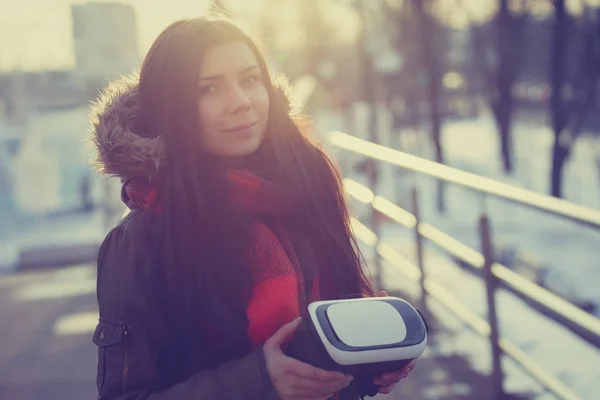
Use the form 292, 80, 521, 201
90, 15, 415, 400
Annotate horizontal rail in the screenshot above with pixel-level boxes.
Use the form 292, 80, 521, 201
350, 218, 583, 400
345, 179, 600, 348
330, 131, 600, 230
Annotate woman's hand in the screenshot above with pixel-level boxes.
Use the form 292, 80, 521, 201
372, 290, 417, 394
263, 317, 354, 400
374, 360, 417, 394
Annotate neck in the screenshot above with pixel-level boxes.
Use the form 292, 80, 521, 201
218, 146, 271, 178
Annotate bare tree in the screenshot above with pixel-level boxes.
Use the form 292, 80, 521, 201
414, 0, 447, 212
384, 0, 446, 211
467, 0, 529, 174
301, 0, 326, 79
496, 0, 517, 173
549, 1, 600, 197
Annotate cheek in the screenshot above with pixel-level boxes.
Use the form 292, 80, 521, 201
198, 100, 223, 133
197, 103, 224, 151
253, 88, 270, 121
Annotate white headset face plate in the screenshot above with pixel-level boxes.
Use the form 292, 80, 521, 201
327, 301, 407, 347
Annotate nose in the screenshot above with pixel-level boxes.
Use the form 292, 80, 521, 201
226, 84, 251, 114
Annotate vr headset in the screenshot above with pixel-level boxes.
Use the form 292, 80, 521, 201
285, 296, 428, 399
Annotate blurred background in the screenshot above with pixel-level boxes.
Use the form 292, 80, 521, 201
1, 0, 600, 399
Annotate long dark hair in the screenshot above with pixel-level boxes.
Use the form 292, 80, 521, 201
137, 14, 373, 374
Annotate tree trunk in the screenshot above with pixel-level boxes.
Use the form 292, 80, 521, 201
497, 102, 513, 173
415, 0, 446, 213
550, 138, 569, 197
497, 0, 514, 174
550, 0, 569, 198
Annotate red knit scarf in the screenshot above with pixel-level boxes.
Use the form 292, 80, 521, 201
123, 170, 321, 348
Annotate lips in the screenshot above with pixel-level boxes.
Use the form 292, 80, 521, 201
225, 121, 258, 132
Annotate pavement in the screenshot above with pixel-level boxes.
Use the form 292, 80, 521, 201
373, 289, 533, 400
0, 259, 540, 400
369, 241, 545, 400
0, 264, 98, 400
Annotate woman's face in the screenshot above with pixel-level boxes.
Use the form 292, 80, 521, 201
197, 41, 270, 158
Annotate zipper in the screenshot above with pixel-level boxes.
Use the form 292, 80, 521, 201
122, 324, 131, 393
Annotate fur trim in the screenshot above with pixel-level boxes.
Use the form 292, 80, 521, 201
89, 71, 164, 180
89, 71, 294, 179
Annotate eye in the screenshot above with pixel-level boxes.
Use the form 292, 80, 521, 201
199, 84, 218, 96
242, 74, 262, 86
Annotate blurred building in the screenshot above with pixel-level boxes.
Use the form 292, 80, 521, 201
72, 2, 140, 84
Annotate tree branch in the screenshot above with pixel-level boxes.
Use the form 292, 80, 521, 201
567, 26, 600, 142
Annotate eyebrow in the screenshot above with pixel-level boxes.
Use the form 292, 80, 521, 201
198, 65, 260, 82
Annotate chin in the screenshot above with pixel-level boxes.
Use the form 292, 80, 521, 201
209, 130, 265, 159
225, 142, 262, 158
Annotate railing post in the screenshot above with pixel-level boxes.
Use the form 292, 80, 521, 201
480, 213, 504, 400
390, 131, 405, 206
373, 223, 382, 292
411, 187, 427, 311
362, 158, 383, 291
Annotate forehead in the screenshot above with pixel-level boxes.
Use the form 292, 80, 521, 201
198, 41, 259, 78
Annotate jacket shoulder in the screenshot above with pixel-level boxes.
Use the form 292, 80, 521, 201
97, 210, 162, 321
99, 210, 154, 263
109, 209, 151, 235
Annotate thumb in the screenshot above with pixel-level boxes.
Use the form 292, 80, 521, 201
267, 317, 302, 349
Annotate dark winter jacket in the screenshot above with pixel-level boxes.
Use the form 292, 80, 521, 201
92, 72, 372, 400
90, 74, 280, 400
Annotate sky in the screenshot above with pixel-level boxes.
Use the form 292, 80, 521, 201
1, 0, 598, 72
0, 0, 255, 72
0, 0, 359, 72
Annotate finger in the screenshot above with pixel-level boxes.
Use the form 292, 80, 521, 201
405, 360, 417, 371
378, 371, 402, 381
377, 290, 388, 297
380, 361, 416, 382
374, 376, 397, 386
283, 357, 349, 383
291, 396, 333, 400
289, 374, 352, 396
378, 384, 395, 394
266, 317, 302, 348
375, 371, 407, 386
375, 375, 405, 387
400, 360, 416, 374
374, 376, 391, 386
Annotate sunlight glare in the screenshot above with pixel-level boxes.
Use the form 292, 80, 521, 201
528, 1, 553, 19
429, 0, 594, 29
320, 0, 361, 45
431, 0, 497, 29
527, 1, 599, 20
443, 72, 464, 90
14, 279, 96, 301
221, 0, 265, 16
344, 178, 375, 204
385, 0, 404, 11
350, 217, 378, 246
54, 311, 99, 336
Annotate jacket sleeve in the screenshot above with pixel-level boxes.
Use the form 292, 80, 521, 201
93, 213, 277, 400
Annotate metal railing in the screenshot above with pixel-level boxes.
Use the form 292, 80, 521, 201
328, 130, 599, 400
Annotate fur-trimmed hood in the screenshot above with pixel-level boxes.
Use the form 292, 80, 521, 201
89, 72, 164, 180
89, 72, 294, 180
